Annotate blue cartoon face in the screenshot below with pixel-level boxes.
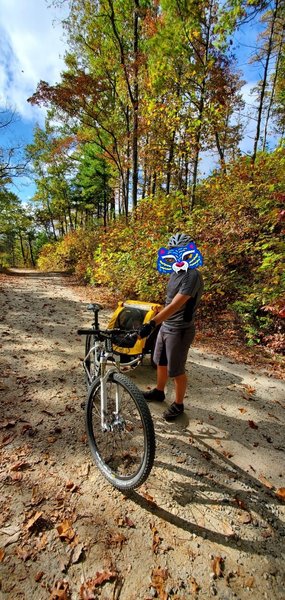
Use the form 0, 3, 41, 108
157, 242, 203, 274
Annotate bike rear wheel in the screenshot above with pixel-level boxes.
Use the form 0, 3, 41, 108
85, 372, 155, 490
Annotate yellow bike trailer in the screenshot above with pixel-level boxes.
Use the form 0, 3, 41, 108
108, 299, 162, 365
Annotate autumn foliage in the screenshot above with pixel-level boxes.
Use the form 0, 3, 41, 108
37, 148, 285, 353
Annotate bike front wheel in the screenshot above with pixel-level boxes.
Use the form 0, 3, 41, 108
85, 372, 155, 490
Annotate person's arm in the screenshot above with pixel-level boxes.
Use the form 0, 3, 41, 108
139, 293, 190, 338
152, 293, 190, 325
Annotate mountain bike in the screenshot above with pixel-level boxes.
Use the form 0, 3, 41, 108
78, 303, 156, 490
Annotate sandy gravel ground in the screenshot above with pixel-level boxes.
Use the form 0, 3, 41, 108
0, 269, 284, 600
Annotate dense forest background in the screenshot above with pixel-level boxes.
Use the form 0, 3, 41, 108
0, 0, 284, 353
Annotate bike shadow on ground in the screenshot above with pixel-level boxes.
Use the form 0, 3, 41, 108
128, 432, 284, 558
126, 364, 284, 559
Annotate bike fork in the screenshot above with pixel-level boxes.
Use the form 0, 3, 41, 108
100, 362, 120, 431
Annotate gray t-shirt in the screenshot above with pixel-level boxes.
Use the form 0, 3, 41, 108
162, 269, 204, 331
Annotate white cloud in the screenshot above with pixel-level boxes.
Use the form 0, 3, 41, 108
0, 0, 67, 122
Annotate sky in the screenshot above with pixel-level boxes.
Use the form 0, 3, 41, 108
0, 0, 277, 201
0, 0, 67, 201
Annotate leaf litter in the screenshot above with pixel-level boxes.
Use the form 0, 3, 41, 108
0, 270, 284, 600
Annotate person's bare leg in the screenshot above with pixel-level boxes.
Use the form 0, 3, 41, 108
174, 373, 187, 404
156, 365, 168, 391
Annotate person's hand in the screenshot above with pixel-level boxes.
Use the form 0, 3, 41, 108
139, 320, 156, 339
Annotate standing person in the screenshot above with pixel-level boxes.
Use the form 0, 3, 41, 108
139, 233, 204, 422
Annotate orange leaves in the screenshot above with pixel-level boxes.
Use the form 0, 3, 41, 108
258, 474, 274, 490
79, 571, 117, 598
275, 488, 285, 502
25, 511, 42, 530
50, 580, 70, 600
150, 566, 168, 600
141, 490, 157, 508
56, 520, 76, 543
107, 532, 126, 550
151, 524, 162, 554
211, 555, 224, 578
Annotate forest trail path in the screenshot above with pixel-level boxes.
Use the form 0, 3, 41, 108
0, 269, 284, 600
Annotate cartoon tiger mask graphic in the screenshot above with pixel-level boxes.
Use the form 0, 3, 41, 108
157, 242, 203, 274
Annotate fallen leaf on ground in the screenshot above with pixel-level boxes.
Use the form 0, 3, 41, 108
141, 491, 157, 507
0, 548, 5, 562
275, 488, 285, 502
201, 451, 212, 461
189, 576, 200, 593
71, 542, 85, 564
234, 497, 247, 510
0, 419, 17, 429
238, 407, 247, 414
1, 433, 16, 447
258, 474, 274, 490
222, 450, 233, 458
212, 556, 224, 578
244, 385, 256, 395
248, 420, 258, 429
50, 579, 70, 599
238, 511, 252, 524
10, 461, 31, 471
151, 566, 168, 600
107, 532, 126, 549
79, 570, 117, 596
244, 575, 255, 588
25, 511, 43, 531
151, 525, 162, 554
57, 520, 76, 542
16, 544, 33, 561
116, 515, 135, 528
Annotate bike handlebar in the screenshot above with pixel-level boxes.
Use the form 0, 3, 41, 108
77, 328, 139, 348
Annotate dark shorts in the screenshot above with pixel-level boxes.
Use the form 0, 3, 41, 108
153, 326, 195, 377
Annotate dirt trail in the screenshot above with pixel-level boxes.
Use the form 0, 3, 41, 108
0, 269, 284, 600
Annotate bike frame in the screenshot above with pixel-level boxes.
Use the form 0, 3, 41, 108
83, 339, 102, 385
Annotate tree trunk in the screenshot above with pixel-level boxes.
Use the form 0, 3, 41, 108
18, 232, 26, 265
132, 0, 139, 209
189, 1, 213, 210
28, 235, 35, 267
252, 0, 279, 164
262, 25, 284, 150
